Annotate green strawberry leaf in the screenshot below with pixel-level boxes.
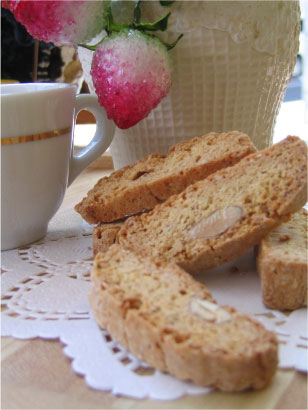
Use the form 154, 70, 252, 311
105, 2, 130, 33
134, 11, 171, 32
134, 0, 142, 25
78, 0, 183, 52
160, 1, 175, 6
161, 33, 184, 50
78, 43, 97, 51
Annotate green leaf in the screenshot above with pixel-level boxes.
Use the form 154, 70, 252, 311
104, 1, 130, 33
161, 33, 184, 50
160, 1, 175, 6
104, 0, 114, 34
78, 43, 97, 51
134, 11, 171, 32
134, 0, 142, 25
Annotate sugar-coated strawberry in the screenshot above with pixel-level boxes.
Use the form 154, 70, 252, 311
2, 1, 16, 11
3, 0, 106, 46
91, 29, 172, 129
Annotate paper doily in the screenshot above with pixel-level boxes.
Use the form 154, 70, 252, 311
1, 232, 307, 400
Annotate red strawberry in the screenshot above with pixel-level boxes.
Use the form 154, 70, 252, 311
91, 29, 172, 129
3, 0, 106, 46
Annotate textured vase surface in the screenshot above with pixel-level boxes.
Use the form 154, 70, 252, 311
79, 1, 300, 169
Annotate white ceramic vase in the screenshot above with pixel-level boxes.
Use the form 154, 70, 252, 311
78, 0, 300, 169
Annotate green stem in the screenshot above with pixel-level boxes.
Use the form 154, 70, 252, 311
134, 0, 142, 25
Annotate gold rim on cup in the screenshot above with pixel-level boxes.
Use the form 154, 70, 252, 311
1, 127, 72, 145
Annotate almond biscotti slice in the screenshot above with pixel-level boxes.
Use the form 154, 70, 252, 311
90, 244, 278, 391
257, 208, 307, 310
118, 136, 307, 274
75, 131, 256, 224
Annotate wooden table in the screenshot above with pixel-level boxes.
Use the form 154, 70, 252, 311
2, 168, 307, 410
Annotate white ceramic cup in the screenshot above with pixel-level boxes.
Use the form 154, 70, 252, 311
1, 82, 115, 251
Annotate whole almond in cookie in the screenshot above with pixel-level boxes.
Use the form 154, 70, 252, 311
189, 298, 232, 323
90, 245, 278, 391
118, 136, 307, 274
188, 206, 244, 239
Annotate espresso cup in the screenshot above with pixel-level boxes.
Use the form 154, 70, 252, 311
1, 82, 115, 251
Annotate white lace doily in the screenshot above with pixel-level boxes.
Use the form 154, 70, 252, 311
1, 220, 307, 400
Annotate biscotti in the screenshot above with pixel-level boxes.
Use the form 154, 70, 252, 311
118, 136, 307, 274
76, 131, 256, 224
257, 208, 307, 310
93, 221, 124, 256
90, 244, 278, 391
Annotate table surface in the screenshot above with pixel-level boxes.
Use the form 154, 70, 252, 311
2, 168, 307, 410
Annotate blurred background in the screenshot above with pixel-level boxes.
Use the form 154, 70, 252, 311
1, 2, 307, 145
1, 6, 83, 87
1, 5, 93, 124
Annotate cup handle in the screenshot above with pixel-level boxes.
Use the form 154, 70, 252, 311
68, 94, 115, 186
